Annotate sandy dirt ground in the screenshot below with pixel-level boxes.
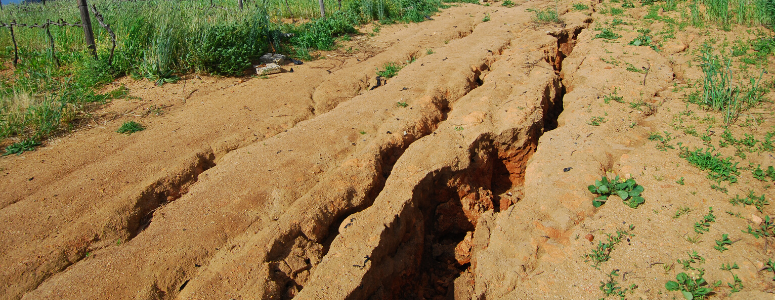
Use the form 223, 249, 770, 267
2, 0, 775, 299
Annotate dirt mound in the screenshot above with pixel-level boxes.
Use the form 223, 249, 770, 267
3, 1, 775, 299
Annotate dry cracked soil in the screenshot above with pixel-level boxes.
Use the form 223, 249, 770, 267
2, 0, 775, 299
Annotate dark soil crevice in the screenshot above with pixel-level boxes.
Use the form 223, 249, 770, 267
266, 95, 456, 299
127, 150, 216, 240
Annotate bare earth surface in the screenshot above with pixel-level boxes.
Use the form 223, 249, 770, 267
2, 1, 775, 299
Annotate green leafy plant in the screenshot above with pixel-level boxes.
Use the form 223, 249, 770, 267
377, 62, 403, 78
599, 269, 636, 299
588, 176, 645, 208
665, 271, 713, 300
694, 207, 716, 234
502, 0, 517, 7
628, 29, 657, 50
678, 145, 739, 183
744, 215, 774, 238
676, 177, 685, 185
482, 13, 491, 22
116, 121, 145, 135
753, 165, 775, 181
713, 234, 732, 252
3, 139, 41, 156
729, 191, 768, 212
584, 226, 635, 269
426, 48, 434, 55
396, 101, 408, 107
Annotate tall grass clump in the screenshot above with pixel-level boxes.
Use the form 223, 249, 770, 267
0, 0, 443, 143
695, 45, 764, 124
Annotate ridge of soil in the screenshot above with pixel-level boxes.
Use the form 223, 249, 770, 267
2, 1, 775, 299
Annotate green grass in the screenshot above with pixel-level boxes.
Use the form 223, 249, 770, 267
693, 44, 765, 124
116, 121, 144, 134
678, 145, 739, 183
594, 28, 622, 40
377, 62, 403, 78
0, 0, 443, 145
573, 3, 589, 10
529, 7, 562, 24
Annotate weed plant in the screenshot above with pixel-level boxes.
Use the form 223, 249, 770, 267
729, 191, 768, 212
3, 139, 40, 155
116, 121, 144, 134
584, 226, 635, 269
678, 145, 739, 183
529, 7, 562, 24
744, 215, 774, 238
588, 175, 645, 208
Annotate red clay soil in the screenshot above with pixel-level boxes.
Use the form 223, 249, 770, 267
2, 1, 775, 299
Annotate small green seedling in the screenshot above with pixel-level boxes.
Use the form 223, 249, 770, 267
3, 139, 41, 156
588, 116, 607, 126
359, 130, 366, 135
603, 88, 624, 103
713, 234, 732, 252
665, 271, 713, 300
599, 269, 636, 299
677, 251, 705, 271
454, 126, 464, 131
694, 207, 716, 234
502, 0, 516, 7
117, 121, 145, 135
764, 259, 775, 281
482, 13, 491, 22
588, 176, 645, 208
676, 177, 685, 185
720, 262, 739, 271
727, 273, 743, 293
744, 215, 774, 238
396, 101, 408, 107
673, 206, 691, 219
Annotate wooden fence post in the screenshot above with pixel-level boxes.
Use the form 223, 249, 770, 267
45, 20, 60, 67
9, 23, 17, 67
318, 0, 325, 18
77, 0, 97, 58
238, 0, 243, 10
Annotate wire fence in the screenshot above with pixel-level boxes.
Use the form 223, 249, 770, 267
0, 5, 115, 68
